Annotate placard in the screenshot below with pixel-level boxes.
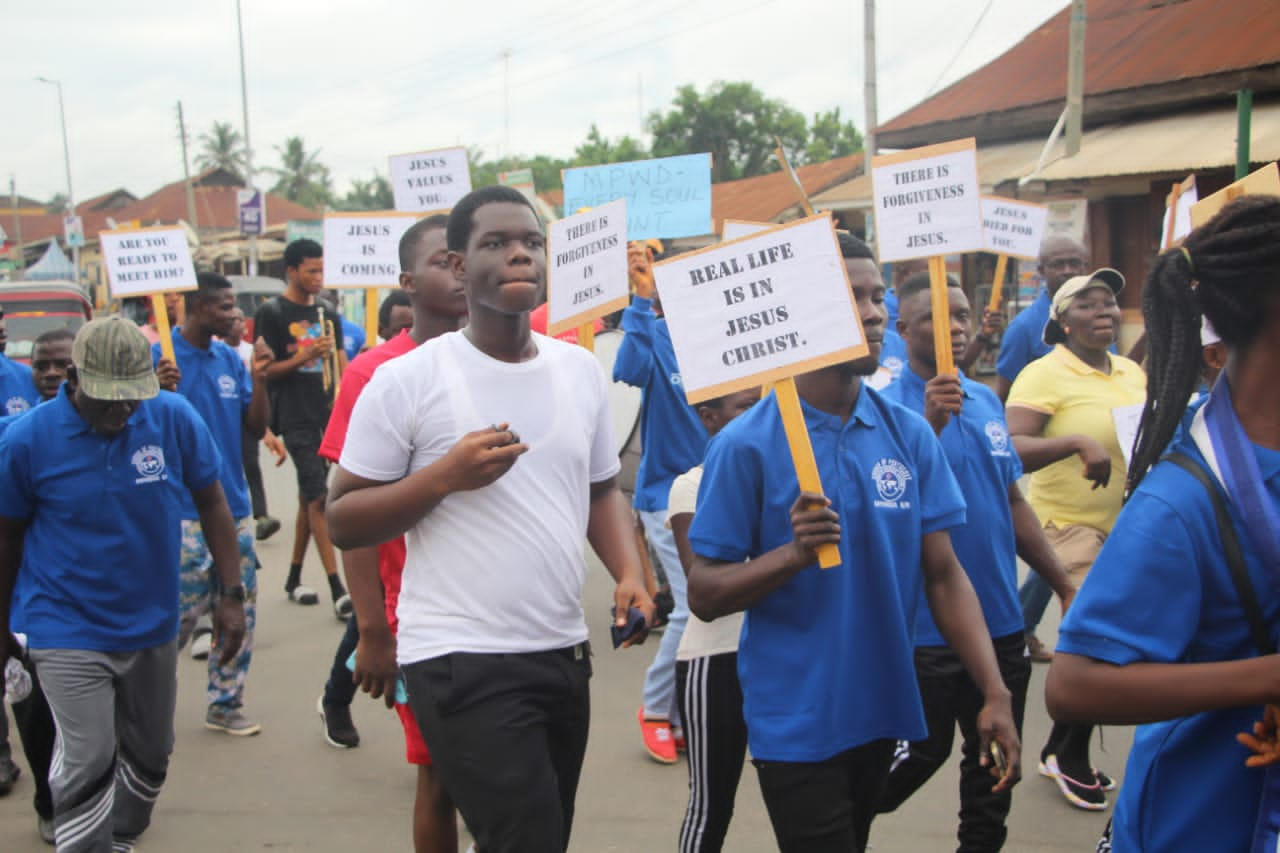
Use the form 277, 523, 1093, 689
721, 219, 772, 241
654, 214, 867, 403
1190, 162, 1280, 229
1160, 175, 1197, 249
389, 146, 472, 212
546, 199, 629, 336
100, 226, 198, 297
871, 138, 982, 263
980, 196, 1048, 260
562, 153, 712, 241
322, 211, 426, 288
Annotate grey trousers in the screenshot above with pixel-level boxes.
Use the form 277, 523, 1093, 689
31, 642, 178, 853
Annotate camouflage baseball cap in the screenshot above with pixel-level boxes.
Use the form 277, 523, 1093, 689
71, 316, 160, 401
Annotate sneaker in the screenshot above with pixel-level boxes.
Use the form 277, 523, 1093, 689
1041, 754, 1107, 811
205, 706, 263, 737
1026, 632, 1054, 663
1095, 768, 1117, 791
286, 585, 319, 605
0, 756, 19, 795
318, 696, 360, 749
110, 840, 136, 853
334, 594, 354, 622
673, 726, 686, 754
255, 516, 281, 541
190, 630, 212, 661
38, 815, 55, 845
637, 708, 677, 764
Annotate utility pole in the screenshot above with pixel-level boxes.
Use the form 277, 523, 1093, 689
176, 101, 199, 231
1065, 0, 1086, 156
637, 72, 645, 134
236, 0, 258, 275
10, 176, 24, 280
863, 0, 878, 161
36, 77, 77, 281
502, 48, 512, 160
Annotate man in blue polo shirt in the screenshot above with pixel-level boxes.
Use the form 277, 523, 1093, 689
155, 272, 271, 736
877, 272, 1073, 852
0, 308, 39, 416
0, 316, 245, 853
686, 233, 1019, 853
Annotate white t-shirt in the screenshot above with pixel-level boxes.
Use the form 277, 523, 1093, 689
669, 466, 744, 661
341, 331, 620, 663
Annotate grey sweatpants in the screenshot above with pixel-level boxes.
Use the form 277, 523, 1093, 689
31, 642, 178, 853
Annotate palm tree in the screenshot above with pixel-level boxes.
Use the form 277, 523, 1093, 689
266, 136, 332, 209
195, 121, 246, 178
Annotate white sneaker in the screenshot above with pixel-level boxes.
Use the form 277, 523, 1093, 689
334, 594, 354, 621
190, 631, 212, 661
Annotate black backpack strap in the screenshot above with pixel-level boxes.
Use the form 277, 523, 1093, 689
1166, 451, 1276, 656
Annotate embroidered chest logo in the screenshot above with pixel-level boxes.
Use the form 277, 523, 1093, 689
670, 372, 683, 386
5, 397, 30, 415
132, 445, 167, 484
985, 420, 1011, 456
882, 356, 904, 379
217, 374, 238, 399
872, 458, 912, 509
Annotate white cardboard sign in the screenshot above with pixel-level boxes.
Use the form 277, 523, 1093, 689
100, 226, 197, 297
654, 214, 868, 403
721, 219, 772, 241
871, 138, 982, 263
389, 146, 472, 212
546, 199, 629, 336
1160, 175, 1198, 249
981, 196, 1048, 260
322, 212, 424, 288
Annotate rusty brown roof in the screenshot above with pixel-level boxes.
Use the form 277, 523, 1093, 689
712, 153, 864, 230
879, 0, 1280, 147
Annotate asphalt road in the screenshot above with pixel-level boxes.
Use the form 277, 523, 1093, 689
0, 455, 1132, 852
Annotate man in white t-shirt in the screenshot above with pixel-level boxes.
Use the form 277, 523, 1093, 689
327, 185, 654, 853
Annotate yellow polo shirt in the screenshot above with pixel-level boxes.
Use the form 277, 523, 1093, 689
1006, 345, 1146, 533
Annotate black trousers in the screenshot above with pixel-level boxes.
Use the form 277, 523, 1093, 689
877, 632, 1031, 853
7, 658, 55, 820
402, 644, 592, 853
676, 653, 748, 853
241, 422, 268, 520
754, 738, 897, 853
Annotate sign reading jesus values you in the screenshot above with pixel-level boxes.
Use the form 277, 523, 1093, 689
322, 212, 426, 287
389, 146, 472, 212
546, 199, 629, 336
654, 214, 867, 403
871, 138, 982, 262
100, 226, 198, 297
562, 153, 712, 241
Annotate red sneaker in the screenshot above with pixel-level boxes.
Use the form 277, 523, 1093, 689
673, 728, 687, 754
637, 708, 678, 764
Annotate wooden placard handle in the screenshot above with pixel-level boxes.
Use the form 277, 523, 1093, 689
774, 376, 840, 569
365, 289, 379, 349
928, 257, 955, 375
578, 322, 595, 352
986, 254, 1009, 316
151, 293, 176, 364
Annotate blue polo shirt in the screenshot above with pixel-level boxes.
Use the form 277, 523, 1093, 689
880, 365, 1024, 645
995, 288, 1052, 382
689, 384, 967, 761
0, 386, 222, 652
341, 316, 365, 361
1058, 433, 1280, 852
153, 331, 253, 520
0, 355, 38, 416
880, 328, 908, 381
613, 296, 707, 512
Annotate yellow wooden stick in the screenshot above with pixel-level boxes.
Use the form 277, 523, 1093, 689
773, 376, 840, 569
577, 323, 595, 352
929, 256, 955, 376
986, 254, 1009, 316
365, 289, 379, 348
151, 292, 176, 364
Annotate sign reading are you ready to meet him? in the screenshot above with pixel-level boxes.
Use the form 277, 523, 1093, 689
546, 199, 629, 336
655, 215, 868, 403
389, 146, 472, 212
871, 138, 983, 263
322, 212, 425, 287
562, 153, 712, 241
100, 226, 198, 298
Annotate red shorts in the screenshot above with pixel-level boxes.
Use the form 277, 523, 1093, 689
380, 538, 430, 765
395, 701, 431, 766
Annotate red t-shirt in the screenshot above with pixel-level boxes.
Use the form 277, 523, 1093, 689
529, 302, 605, 344
318, 330, 418, 631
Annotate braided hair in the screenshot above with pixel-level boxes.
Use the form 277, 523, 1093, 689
1128, 194, 1280, 494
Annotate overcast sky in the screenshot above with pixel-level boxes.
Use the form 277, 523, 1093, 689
5, 0, 1068, 204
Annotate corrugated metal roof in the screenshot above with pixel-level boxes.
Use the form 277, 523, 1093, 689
880, 0, 1280, 139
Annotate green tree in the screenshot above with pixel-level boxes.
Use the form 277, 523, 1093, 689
46, 193, 68, 214
195, 121, 246, 178
266, 136, 332, 209
468, 149, 572, 195
336, 172, 393, 211
573, 124, 648, 166
801, 107, 864, 165
647, 81, 808, 182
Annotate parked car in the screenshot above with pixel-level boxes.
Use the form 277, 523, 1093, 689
0, 280, 93, 363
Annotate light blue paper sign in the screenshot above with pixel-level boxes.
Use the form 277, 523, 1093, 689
562, 153, 712, 240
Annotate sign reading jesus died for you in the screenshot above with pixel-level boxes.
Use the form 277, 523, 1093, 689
562, 153, 712, 241
871, 138, 982, 263
546, 199, 629, 337
100, 226, 198, 298
980, 196, 1048, 260
389, 146, 472, 212
322, 212, 425, 288
655, 215, 867, 403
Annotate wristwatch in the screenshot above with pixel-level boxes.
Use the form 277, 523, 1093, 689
224, 584, 247, 602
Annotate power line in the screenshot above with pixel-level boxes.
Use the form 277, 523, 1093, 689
923, 0, 996, 98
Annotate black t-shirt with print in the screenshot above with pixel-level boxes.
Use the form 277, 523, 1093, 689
254, 295, 344, 435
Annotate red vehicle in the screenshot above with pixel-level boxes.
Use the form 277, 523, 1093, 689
0, 280, 94, 364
